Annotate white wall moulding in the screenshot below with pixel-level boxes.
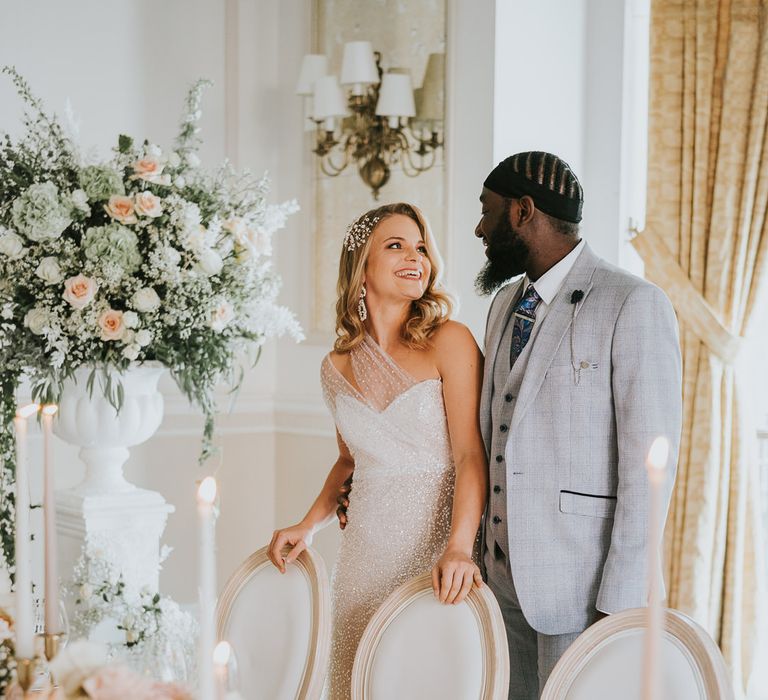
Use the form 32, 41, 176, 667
443, 0, 495, 343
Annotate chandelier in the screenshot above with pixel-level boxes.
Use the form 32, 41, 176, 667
296, 41, 444, 198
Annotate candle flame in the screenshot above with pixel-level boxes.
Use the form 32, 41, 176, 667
213, 640, 232, 666
16, 403, 40, 418
647, 436, 670, 472
42, 404, 58, 416
197, 476, 217, 505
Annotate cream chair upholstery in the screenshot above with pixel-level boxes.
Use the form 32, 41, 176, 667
216, 545, 331, 700
351, 572, 509, 699
541, 608, 733, 700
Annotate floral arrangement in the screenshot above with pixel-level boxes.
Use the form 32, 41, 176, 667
0, 67, 302, 570
70, 543, 196, 679
5, 640, 194, 699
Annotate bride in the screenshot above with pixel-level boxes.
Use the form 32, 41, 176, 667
268, 202, 488, 699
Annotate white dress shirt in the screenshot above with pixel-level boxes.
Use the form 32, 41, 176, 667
523, 238, 586, 324
519, 239, 586, 349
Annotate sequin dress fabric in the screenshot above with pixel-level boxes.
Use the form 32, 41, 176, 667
320, 335, 455, 699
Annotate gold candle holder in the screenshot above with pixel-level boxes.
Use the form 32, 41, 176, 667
41, 632, 63, 662
15, 656, 38, 691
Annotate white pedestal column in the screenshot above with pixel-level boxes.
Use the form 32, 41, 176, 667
53, 364, 176, 623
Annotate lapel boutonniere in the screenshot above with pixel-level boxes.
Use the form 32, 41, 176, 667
569, 289, 586, 385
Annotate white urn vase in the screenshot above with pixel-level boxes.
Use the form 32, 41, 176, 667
55, 363, 166, 496
54, 364, 175, 604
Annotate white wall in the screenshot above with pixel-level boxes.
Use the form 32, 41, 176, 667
493, 0, 587, 178
493, 0, 649, 271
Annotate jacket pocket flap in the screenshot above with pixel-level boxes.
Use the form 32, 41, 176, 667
559, 490, 616, 519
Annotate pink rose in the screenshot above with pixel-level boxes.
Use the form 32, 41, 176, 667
104, 195, 137, 224
63, 274, 98, 309
82, 665, 155, 699
134, 191, 163, 217
132, 157, 166, 184
98, 309, 125, 341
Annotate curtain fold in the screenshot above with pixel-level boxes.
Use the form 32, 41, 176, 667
637, 0, 768, 695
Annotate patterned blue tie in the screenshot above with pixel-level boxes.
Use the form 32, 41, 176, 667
510, 284, 542, 368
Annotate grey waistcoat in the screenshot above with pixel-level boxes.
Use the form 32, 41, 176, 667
485, 289, 538, 558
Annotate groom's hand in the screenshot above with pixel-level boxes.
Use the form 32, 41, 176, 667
336, 476, 353, 530
432, 548, 483, 605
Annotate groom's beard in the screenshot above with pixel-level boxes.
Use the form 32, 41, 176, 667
474, 219, 531, 296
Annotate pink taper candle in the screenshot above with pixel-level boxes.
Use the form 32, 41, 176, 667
642, 436, 670, 700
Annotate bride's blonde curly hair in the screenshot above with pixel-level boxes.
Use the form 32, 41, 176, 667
334, 202, 454, 353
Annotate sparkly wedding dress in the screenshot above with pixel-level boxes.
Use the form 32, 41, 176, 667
320, 335, 455, 699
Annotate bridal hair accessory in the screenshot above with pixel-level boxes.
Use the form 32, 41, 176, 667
358, 285, 368, 321
344, 215, 380, 251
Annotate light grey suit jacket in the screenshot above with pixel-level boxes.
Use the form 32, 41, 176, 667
480, 243, 682, 635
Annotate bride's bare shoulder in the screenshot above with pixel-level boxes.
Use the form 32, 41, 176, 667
432, 320, 480, 353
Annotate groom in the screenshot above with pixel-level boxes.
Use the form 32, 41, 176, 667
476, 151, 682, 698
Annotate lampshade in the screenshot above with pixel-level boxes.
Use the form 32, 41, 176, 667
417, 52, 444, 122
295, 54, 328, 96
375, 72, 415, 118
312, 75, 347, 120
340, 41, 379, 87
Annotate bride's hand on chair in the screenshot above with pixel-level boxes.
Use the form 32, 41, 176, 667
432, 548, 483, 605
268, 524, 313, 574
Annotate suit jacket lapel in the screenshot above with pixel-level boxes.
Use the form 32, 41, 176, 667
510, 244, 599, 432
480, 278, 524, 450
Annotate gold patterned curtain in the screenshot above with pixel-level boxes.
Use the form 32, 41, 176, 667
636, 0, 768, 695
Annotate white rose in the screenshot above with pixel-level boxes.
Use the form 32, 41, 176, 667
35, 257, 64, 285
24, 307, 49, 335
163, 246, 181, 266
174, 176, 186, 189
49, 640, 108, 694
122, 344, 140, 361
134, 191, 163, 218
135, 329, 152, 347
0, 231, 25, 259
168, 152, 181, 168
198, 248, 223, 276
209, 300, 234, 332
147, 143, 162, 157
122, 310, 139, 328
187, 152, 201, 168
132, 287, 161, 312
70, 189, 89, 211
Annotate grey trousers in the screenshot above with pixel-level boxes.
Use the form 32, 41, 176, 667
484, 542, 582, 699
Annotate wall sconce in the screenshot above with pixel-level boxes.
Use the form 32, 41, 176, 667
296, 41, 444, 198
